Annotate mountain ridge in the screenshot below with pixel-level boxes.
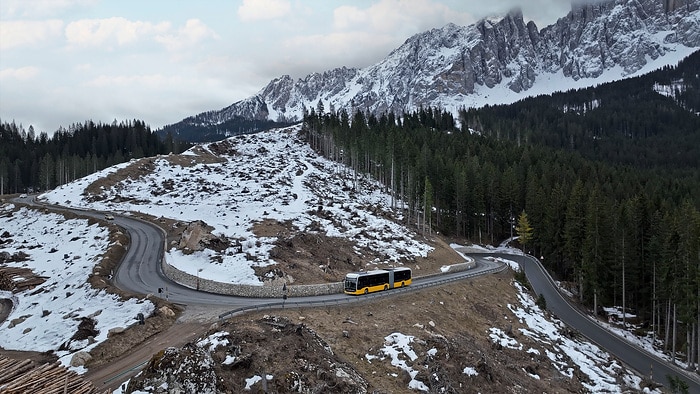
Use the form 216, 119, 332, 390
159, 0, 700, 141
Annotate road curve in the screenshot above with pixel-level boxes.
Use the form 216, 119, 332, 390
112, 212, 505, 310
13, 194, 504, 311
470, 252, 700, 392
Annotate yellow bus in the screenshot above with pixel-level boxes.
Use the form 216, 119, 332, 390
344, 267, 412, 295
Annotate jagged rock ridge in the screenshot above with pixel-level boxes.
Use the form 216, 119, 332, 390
163, 0, 700, 137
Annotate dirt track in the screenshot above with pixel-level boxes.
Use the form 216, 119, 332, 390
84, 322, 205, 392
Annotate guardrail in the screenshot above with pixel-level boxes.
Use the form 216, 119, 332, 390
218, 261, 507, 321
517, 253, 700, 387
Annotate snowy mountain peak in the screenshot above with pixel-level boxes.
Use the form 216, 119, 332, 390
162, 0, 700, 139
478, 7, 526, 27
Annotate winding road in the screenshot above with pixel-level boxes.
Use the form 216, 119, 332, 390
471, 253, 700, 392
102, 208, 700, 391
110, 209, 504, 310
14, 194, 700, 391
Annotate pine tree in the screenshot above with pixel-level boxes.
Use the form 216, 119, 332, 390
515, 210, 534, 252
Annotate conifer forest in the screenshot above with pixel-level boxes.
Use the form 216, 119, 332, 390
303, 52, 700, 364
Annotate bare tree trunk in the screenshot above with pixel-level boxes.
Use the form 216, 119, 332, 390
653, 260, 657, 344
665, 299, 671, 352
672, 303, 677, 364
622, 234, 626, 328
687, 326, 693, 367
390, 156, 395, 209
405, 170, 412, 226
689, 322, 696, 369
594, 289, 598, 317
353, 152, 359, 192
422, 190, 426, 236
400, 169, 405, 213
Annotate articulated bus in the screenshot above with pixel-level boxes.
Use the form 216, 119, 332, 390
344, 267, 412, 295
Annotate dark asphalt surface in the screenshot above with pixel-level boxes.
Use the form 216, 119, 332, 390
476, 253, 700, 392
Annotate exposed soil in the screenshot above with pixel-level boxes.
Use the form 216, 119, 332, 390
252, 218, 464, 285
122, 270, 621, 393
83, 151, 226, 202
243, 272, 580, 394
77, 229, 470, 391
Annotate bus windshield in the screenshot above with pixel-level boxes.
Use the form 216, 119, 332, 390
344, 277, 357, 292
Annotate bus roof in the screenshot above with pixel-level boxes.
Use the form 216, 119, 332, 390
345, 267, 411, 279
345, 269, 388, 278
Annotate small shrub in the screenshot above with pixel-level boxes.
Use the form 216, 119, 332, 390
513, 269, 530, 290
536, 294, 547, 310
667, 374, 689, 394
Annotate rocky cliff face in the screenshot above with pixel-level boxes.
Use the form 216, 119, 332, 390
541, 0, 700, 80
165, 0, 700, 133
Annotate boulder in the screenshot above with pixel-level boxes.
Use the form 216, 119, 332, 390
159, 306, 175, 317
108, 326, 127, 337
70, 351, 92, 367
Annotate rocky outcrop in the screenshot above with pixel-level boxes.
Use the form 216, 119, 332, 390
164, 0, 700, 137
126, 317, 369, 393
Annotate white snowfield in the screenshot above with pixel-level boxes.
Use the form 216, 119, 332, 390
41, 124, 433, 285
0, 205, 154, 371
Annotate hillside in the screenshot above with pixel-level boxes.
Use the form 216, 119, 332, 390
122, 268, 655, 393
42, 124, 435, 287
0, 124, 667, 392
460, 50, 700, 170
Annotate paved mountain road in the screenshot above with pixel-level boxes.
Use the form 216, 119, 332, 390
111, 210, 504, 308
100, 211, 700, 391
87, 211, 506, 391
469, 253, 700, 392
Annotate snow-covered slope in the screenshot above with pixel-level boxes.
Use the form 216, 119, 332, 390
0, 206, 154, 370
42, 124, 432, 286
164, 0, 699, 135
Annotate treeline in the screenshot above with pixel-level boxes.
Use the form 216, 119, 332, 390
0, 119, 187, 194
303, 101, 700, 365
156, 114, 291, 143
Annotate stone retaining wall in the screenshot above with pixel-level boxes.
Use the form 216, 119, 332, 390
161, 256, 475, 298
437, 259, 476, 275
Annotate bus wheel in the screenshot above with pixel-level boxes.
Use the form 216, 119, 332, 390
400, 282, 404, 287
364, 288, 368, 295
384, 285, 389, 291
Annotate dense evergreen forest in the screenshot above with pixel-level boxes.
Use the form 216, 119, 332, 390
460, 51, 700, 170
302, 52, 700, 366
0, 119, 187, 194
156, 113, 291, 143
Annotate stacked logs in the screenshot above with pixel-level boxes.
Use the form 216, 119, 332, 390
0, 357, 107, 394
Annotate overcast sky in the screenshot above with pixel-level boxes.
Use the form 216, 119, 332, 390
0, 0, 575, 134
